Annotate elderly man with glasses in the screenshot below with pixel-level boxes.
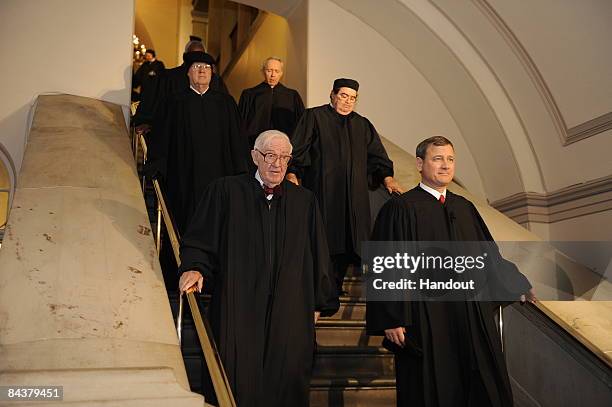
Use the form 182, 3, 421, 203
287, 78, 403, 296
179, 130, 338, 407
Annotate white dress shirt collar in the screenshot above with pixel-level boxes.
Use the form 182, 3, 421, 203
419, 182, 446, 201
190, 85, 208, 95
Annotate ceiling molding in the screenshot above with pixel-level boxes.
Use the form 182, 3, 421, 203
472, 0, 611, 146
491, 175, 612, 224
566, 112, 612, 145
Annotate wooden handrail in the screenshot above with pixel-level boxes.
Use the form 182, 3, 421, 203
135, 132, 236, 406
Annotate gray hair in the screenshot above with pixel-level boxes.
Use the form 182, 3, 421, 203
254, 130, 292, 154
261, 56, 284, 71
185, 40, 205, 53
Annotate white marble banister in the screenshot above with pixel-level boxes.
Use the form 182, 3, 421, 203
0, 94, 206, 406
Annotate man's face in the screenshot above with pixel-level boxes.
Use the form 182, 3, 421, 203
145, 52, 154, 62
330, 87, 357, 115
263, 60, 283, 87
416, 144, 455, 190
187, 62, 212, 88
251, 137, 292, 187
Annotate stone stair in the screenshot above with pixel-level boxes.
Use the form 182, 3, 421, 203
311, 268, 396, 406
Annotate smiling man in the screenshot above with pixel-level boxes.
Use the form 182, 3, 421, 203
238, 57, 305, 148
178, 130, 338, 407
366, 135, 535, 407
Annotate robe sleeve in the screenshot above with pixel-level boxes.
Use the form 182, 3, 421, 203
288, 109, 316, 179
224, 95, 249, 175
237, 89, 250, 121
365, 119, 394, 185
213, 73, 230, 95
309, 194, 340, 317
142, 90, 173, 179
293, 91, 305, 128
178, 179, 227, 280
470, 203, 532, 305
366, 197, 415, 335
133, 71, 165, 126
132, 64, 145, 90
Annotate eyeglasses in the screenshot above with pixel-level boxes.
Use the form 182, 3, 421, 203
255, 149, 292, 165
337, 92, 357, 103
190, 63, 212, 71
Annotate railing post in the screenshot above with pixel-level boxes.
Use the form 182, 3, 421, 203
499, 305, 504, 352
156, 203, 162, 252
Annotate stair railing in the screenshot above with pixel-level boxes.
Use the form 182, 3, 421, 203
134, 131, 237, 407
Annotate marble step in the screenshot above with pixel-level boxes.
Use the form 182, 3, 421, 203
323, 298, 365, 321
313, 346, 394, 378
341, 277, 365, 298
310, 377, 396, 407
316, 324, 382, 347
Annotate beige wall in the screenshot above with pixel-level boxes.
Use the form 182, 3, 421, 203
176, 0, 194, 64
135, 0, 181, 66
0, 0, 134, 176
284, 0, 308, 101
223, 13, 293, 100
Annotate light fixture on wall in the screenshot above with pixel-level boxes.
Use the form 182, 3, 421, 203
132, 34, 148, 67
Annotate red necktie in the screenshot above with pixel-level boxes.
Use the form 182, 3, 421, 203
439, 194, 445, 204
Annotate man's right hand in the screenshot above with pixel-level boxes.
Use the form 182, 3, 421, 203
135, 124, 151, 135
285, 173, 299, 185
179, 271, 204, 293
384, 327, 406, 348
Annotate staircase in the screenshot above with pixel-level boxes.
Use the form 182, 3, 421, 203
311, 268, 396, 406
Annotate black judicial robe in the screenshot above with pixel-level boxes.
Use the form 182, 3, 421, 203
132, 60, 165, 96
366, 187, 532, 407
133, 63, 229, 126
147, 88, 247, 234
238, 82, 305, 147
178, 174, 339, 407
289, 104, 394, 256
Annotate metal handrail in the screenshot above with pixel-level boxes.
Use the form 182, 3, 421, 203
135, 132, 236, 407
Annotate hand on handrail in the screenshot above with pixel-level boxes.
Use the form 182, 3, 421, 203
179, 270, 204, 294
520, 287, 537, 305
135, 123, 151, 136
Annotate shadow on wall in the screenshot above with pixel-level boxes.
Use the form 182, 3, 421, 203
100, 65, 134, 129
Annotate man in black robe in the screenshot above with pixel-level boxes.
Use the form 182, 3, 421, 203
178, 130, 339, 407
366, 136, 536, 407
287, 78, 403, 295
133, 40, 228, 130
132, 49, 165, 102
147, 51, 247, 235
238, 57, 305, 148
